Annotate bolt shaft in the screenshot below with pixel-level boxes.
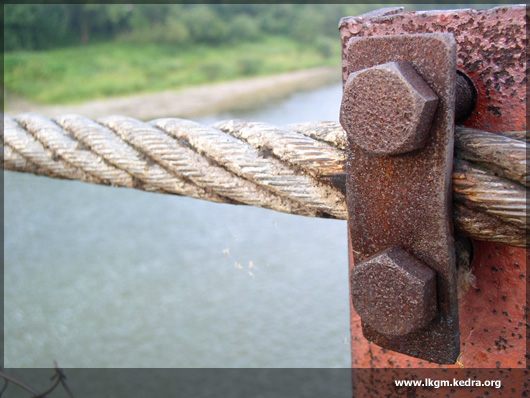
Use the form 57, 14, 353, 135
455, 71, 477, 123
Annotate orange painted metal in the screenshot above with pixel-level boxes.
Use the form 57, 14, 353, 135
349, 237, 527, 369
341, 4, 527, 384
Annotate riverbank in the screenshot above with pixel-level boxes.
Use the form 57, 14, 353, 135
4, 36, 339, 102
5, 67, 340, 119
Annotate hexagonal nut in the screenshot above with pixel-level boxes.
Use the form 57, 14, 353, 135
340, 61, 439, 156
351, 247, 437, 336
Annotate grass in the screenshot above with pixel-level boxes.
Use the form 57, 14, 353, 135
4, 36, 340, 105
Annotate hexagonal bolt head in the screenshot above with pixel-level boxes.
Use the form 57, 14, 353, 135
351, 247, 437, 336
340, 61, 439, 156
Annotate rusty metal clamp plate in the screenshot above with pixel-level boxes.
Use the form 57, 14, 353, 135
342, 34, 459, 363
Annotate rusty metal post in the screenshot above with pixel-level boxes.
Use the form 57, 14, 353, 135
340, 4, 526, 392
342, 32, 461, 364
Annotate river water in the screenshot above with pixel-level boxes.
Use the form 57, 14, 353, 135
4, 83, 350, 368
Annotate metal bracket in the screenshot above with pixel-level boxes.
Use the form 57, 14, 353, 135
341, 33, 460, 363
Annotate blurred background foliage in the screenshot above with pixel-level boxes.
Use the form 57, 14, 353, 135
3, 4, 500, 104
6, 4, 378, 104
4, 4, 371, 52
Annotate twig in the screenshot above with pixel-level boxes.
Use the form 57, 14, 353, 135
54, 361, 74, 398
0, 370, 39, 396
0, 378, 9, 397
0, 362, 74, 398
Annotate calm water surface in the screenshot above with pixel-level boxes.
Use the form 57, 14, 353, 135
4, 83, 350, 368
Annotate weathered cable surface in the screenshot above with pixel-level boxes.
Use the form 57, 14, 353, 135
454, 203, 526, 247
455, 127, 527, 186
3, 115, 527, 246
453, 159, 527, 229
153, 118, 347, 218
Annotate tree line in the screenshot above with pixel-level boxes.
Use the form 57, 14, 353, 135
4, 4, 374, 52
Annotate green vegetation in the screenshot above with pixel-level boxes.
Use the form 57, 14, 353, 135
4, 36, 340, 104
4, 5, 372, 51
5, 4, 372, 104
4, 4, 492, 105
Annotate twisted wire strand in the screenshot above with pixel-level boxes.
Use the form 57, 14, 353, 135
3, 144, 41, 175
105, 116, 315, 216
55, 114, 167, 194
16, 114, 133, 187
215, 120, 344, 178
453, 159, 527, 229
152, 118, 347, 218
5, 116, 95, 182
3, 114, 527, 246
455, 127, 527, 186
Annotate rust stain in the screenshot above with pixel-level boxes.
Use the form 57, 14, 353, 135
339, 6, 526, 132
342, 5, 527, 388
344, 33, 459, 363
